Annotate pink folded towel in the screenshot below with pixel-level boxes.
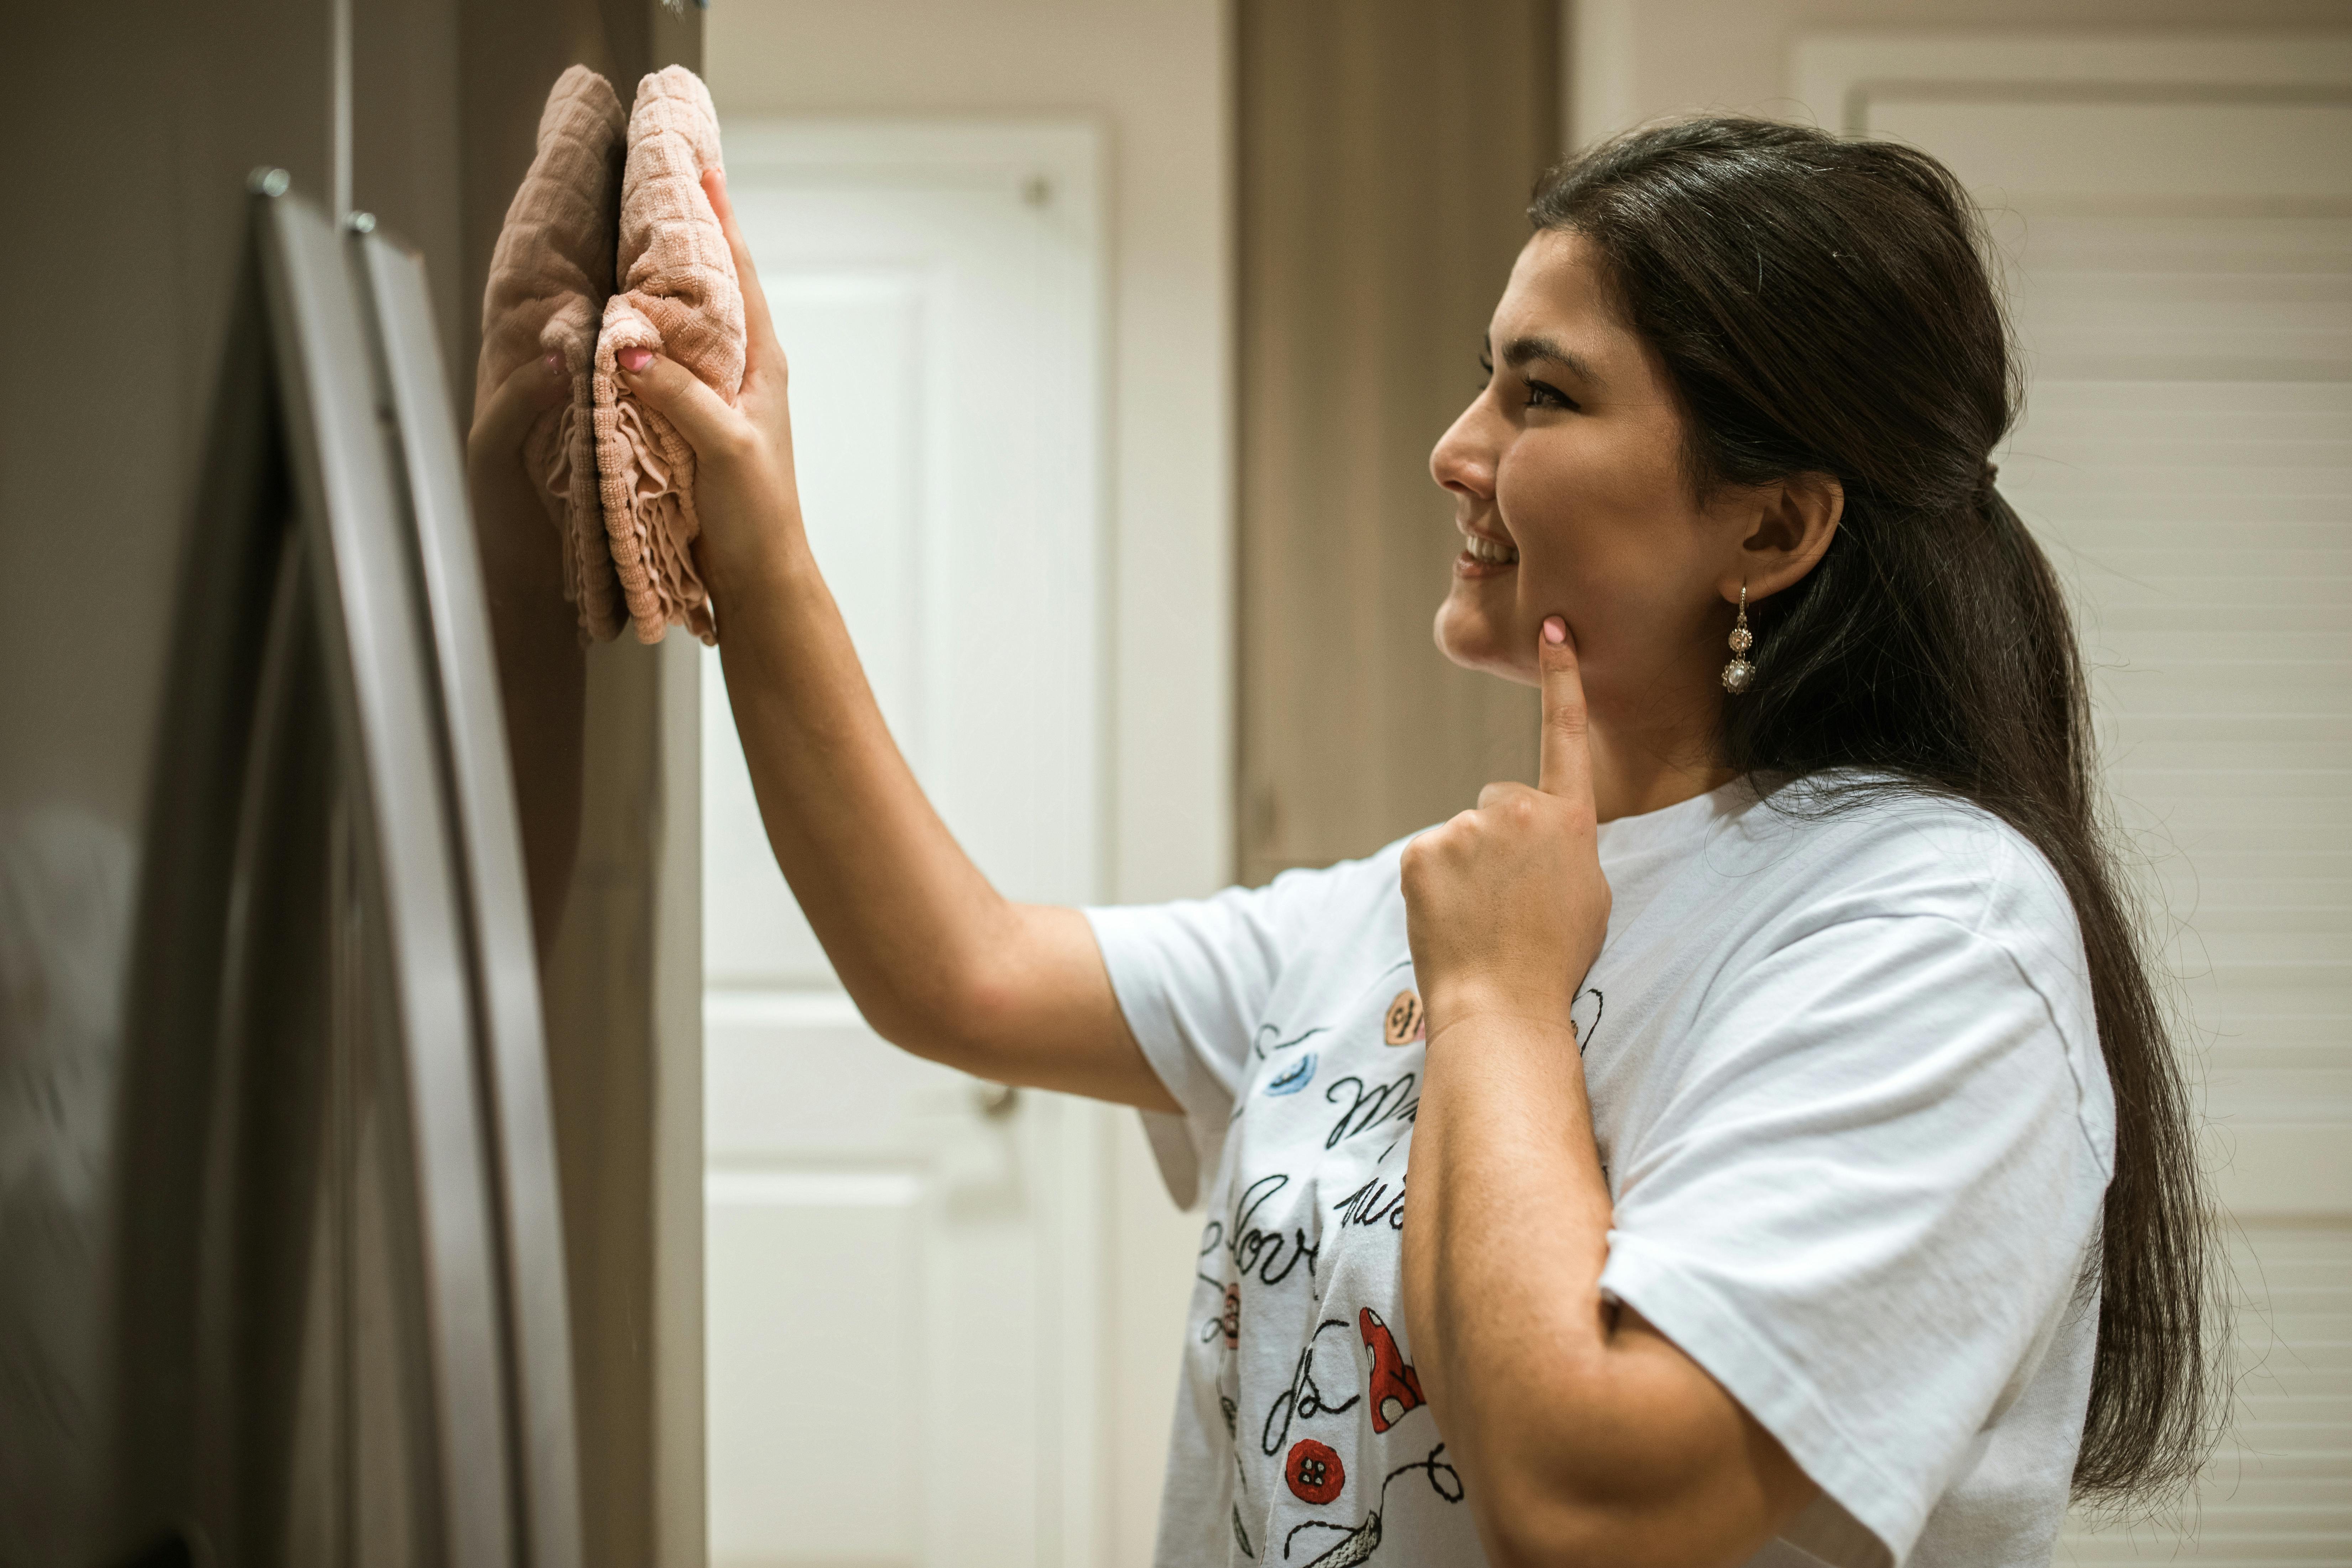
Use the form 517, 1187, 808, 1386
594, 66, 744, 645
475, 65, 629, 642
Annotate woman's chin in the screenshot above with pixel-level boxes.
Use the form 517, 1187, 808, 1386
1432, 597, 1540, 686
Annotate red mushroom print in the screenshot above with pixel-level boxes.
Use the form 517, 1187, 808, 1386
1285, 1438, 1346, 1505
1358, 1307, 1426, 1433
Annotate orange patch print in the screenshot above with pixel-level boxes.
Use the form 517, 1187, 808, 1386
1383, 991, 1425, 1046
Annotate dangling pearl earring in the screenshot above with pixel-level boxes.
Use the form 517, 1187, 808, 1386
1721, 584, 1755, 694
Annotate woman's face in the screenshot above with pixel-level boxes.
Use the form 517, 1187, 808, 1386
1430, 228, 1751, 713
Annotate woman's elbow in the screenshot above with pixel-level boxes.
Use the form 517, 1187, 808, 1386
1470, 1458, 1779, 1568
857, 950, 1019, 1072
1472, 1465, 1627, 1568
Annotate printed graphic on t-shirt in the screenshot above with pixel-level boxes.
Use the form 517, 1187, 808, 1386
1188, 959, 1616, 1565
1187, 963, 1484, 1564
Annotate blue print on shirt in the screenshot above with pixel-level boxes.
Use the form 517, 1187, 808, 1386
1264, 1052, 1318, 1095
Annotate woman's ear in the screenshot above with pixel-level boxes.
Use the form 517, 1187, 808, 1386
1730, 472, 1842, 603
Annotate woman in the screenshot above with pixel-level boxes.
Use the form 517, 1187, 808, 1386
487, 116, 2213, 1566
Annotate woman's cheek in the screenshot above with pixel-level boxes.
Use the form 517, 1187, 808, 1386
1494, 434, 1575, 528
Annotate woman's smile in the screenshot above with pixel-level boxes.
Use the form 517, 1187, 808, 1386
1455, 519, 1520, 576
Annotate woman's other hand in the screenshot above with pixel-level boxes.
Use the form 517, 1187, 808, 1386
612, 167, 803, 598
1401, 615, 1612, 1041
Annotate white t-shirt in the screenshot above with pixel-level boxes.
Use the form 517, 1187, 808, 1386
1087, 774, 2116, 1568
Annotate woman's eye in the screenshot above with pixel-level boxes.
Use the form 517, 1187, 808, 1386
1475, 355, 1576, 412
1525, 378, 1576, 411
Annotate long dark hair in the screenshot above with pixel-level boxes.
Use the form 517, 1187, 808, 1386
1530, 116, 2216, 1503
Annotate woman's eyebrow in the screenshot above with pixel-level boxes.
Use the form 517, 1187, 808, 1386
1498, 334, 1598, 381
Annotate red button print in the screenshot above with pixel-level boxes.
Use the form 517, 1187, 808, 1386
1285, 1438, 1345, 1505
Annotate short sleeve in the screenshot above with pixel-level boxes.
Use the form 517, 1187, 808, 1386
1086, 864, 1351, 1207
1595, 912, 2112, 1568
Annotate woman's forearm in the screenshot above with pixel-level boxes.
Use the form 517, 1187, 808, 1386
1405, 1014, 1620, 1561
1404, 1011, 1815, 1568
703, 527, 1001, 1036
619, 168, 1171, 1109
701, 523, 1172, 1108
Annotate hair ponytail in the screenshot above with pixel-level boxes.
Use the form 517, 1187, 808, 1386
1531, 116, 2219, 1503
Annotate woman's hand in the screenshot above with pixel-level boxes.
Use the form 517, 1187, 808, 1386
612, 167, 805, 597
1401, 615, 1612, 1040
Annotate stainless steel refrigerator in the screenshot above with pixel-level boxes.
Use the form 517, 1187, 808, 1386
1, 3, 700, 1563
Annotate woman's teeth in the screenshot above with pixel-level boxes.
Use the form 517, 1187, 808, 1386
1463, 533, 1519, 566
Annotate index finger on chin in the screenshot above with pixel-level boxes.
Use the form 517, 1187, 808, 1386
1535, 616, 1595, 809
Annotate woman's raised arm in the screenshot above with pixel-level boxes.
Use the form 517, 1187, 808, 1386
618, 170, 1175, 1113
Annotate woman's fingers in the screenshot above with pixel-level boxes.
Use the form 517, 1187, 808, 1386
1535, 615, 1595, 809
703, 168, 783, 382
469, 349, 568, 467
618, 347, 744, 458
1404, 617, 1608, 1028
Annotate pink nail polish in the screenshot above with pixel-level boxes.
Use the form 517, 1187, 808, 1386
542, 350, 565, 379
618, 346, 652, 374
1543, 616, 1567, 645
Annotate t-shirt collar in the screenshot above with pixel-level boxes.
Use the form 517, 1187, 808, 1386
1594, 774, 1761, 858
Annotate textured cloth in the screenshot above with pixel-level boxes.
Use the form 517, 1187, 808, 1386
1087, 775, 2113, 1568
475, 65, 628, 641
594, 66, 743, 644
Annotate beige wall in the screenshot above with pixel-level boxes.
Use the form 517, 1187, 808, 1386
1234, 0, 1559, 887
702, 5, 1228, 1559
1569, 0, 2352, 146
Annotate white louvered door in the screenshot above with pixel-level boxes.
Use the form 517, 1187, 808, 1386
1795, 34, 2352, 1563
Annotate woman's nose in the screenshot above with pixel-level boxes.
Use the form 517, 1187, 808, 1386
1430, 395, 1499, 499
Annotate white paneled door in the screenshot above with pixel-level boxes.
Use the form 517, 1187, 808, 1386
700, 123, 1105, 1568
1797, 34, 2352, 1563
